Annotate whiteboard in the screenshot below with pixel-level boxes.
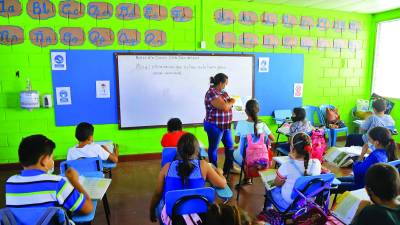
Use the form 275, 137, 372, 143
116, 53, 254, 129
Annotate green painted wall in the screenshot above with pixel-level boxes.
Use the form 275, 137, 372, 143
369, 8, 400, 141
0, 0, 372, 163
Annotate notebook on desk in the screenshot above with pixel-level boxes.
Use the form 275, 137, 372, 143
332, 189, 370, 225
95, 140, 114, 153
79, 176, 111, 200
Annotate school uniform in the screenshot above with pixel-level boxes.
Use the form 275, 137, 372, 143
67, 143, 110, 161
161, 131, 186, 147
351, 204, 400, 225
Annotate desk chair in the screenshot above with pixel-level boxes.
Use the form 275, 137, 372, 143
273, 109, 292, 144
320, 104, 349, 147
60, 157, 111, 225
165, 187, 215, 219
388, 160, 400, 171
263, 173, 334, 223
0, 207, 71, 225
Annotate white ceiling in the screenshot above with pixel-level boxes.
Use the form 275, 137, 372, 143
237, 0, 400, 14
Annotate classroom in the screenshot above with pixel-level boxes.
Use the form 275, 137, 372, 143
1, 0, 400, 224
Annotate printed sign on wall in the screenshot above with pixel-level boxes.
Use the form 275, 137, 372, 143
215, 32, 235, 48
56, 87, 72, 105
29, 27, 58, 47
214, 9, 235, 25
258, 57, 270, 73
51, 51, 67, 71
317, 38, 333, 49
238, 11, 258, 25
283, 36, 298, 48
334, 39, 348, 49
171, 6, 192, 22
144, 4, 167, 20
300, 16, 314, 29
144, 30, 166, 47
88, 28, 114, 46
282, 14, 297, 27
294, 83, 303, 98
87, 2, 113, 19
0, 0, 22, 17
261, 12, 278, 26
60, 27, 85, 46
334, 20, 346, 32
118, 29, 140, 46
263, 34, 278, 48
239, 33, 258, 48
0, 26, 24, 45
116, 3, 140, 20
301, 37, 314, 49
349, 21, 362, 32
27, 0, 56, 19
317, 18, 331, 31
59, 1, 85, 19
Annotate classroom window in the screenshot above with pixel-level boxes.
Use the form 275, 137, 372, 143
372, 19, 400, 99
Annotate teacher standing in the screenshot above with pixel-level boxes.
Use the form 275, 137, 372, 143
204, 73, 236, 176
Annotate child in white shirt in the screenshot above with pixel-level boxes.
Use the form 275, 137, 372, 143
67, 122, 118, 163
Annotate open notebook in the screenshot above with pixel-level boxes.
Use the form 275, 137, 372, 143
79, 176, 112, 200
324, 146, 365, 167
332, 189, 370, 224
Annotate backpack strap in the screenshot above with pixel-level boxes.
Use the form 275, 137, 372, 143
35, 207, 67, 225
0, 208, 17, 225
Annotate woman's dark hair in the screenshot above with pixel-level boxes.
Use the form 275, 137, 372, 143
19, 134, 56, 167
167, 118, 182, 132
292, 107, 306, 122
291, 132, 313, 176
372, 99, 386, 113
366, 163, 400, 201
368, 126, 398, 161
210, 73, 228, 86
176, 133, 200, 185
245, 99, 260, 137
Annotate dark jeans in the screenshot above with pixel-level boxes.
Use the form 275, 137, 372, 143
204, 121, 234, 175
345, 134, 364, 147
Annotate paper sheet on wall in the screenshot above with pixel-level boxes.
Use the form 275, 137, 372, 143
56, 87, 72, 105
96, 80, 111, 98
79, 176, 111, 200
293, 83, 303, 98
258, 57, 270, 73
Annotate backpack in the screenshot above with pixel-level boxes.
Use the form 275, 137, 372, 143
310, 129, 327, 163
0, 207, 71, 225
245, 133, 270, 178
326, 108, 345, 129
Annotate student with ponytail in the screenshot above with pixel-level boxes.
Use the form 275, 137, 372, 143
337, 126, 398, 192
273, 132, 321, 204
149, 133, 227, 223
234, 99, 275, 184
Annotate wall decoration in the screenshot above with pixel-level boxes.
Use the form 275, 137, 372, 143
334, 20, 346, 32
238, 11, 258, 25
348, 40, 362, 51
118, 29, 140, 46
260, 12, 278, 26
0, 25, 24, 45
59, 1, 85, 19
51, 51, 66, 71
258, 57, 270, 73
29, 27, 57, 47
27, 0, 55, 20
171, 6, 192, 22
0, 0, 22, 17
349, 21, 362, 32
262, 34, 278, 48
60, 27, 85, 46
333, 39, 348, 49
116, 3, 140, 20
317, 18, 331, 31
300, 16, 314, 29
282, 14, 297, 28
214, 8, 235, 25
88, 28, 114, 46
239, 33, 258, 48
283, 36, 298, 48
144, 30, 166, 47
144, 4, 167, 20
300, 37, 314, 49
215, 32, 235, 48
87, 2, 113, 19
317, 38, 332, 48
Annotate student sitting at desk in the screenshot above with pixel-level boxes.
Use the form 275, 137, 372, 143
5, 135, 93, 214
161, 118, 186, 148
351, 163, 400, 225
234, 99, 275, 185
67, 122, 118, 163
273, 132, 321, 204
288, 107, 314, 136
149, 133, 227, 224
337, 127, 398, 192
346, 99, 395, 148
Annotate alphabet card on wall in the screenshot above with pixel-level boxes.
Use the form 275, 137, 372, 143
261, 12, 278, 26
317, 18, 331, 31
29, 27, 57, 47
349, 40, 362, 51
87, 2, 113, 19
283, 36, 298, 48
144, 4, 167, 21
118, 29, 140, 46
263, 34, 278, 48
27, 0, 55, 19
300, 16, 314, 29
301, 37, 314, 49
0, 26, 24, 45
334, 39, 348, 50
88, 28, 114, 47
144, 30, 166, 47
214, 8, 235, 25
238, 11, 258, 25
282, 14, 297, 28
171, 6, 193, 22
59, 1, 85, 19
116, 3, 140, 20
215, 32, 235, 48
349, 21, 362, 32
317, 38, 333, 49
334, 20, 346, 32
0, 0, 22, 17
239, 33, 258, 48
60, 27, 85, 46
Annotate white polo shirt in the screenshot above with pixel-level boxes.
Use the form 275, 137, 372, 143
67, 143, 110, 161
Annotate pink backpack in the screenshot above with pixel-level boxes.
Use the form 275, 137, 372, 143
245, 133, 270, 177
310, 129, 327, 163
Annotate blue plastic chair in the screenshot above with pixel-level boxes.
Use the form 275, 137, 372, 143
385, 125, 398, 135
264, 173, 334, 222
0, 207, 71, 225
320, 104, 349, 147
165, 187, 215, 217
388, 160, 400, 171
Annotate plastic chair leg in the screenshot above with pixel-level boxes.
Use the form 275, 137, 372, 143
102, 194, 111, 225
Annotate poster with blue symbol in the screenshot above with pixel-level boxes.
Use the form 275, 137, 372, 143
258, 57, 269, 73
51, 52, 67, 71
56, 87, 72, 105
